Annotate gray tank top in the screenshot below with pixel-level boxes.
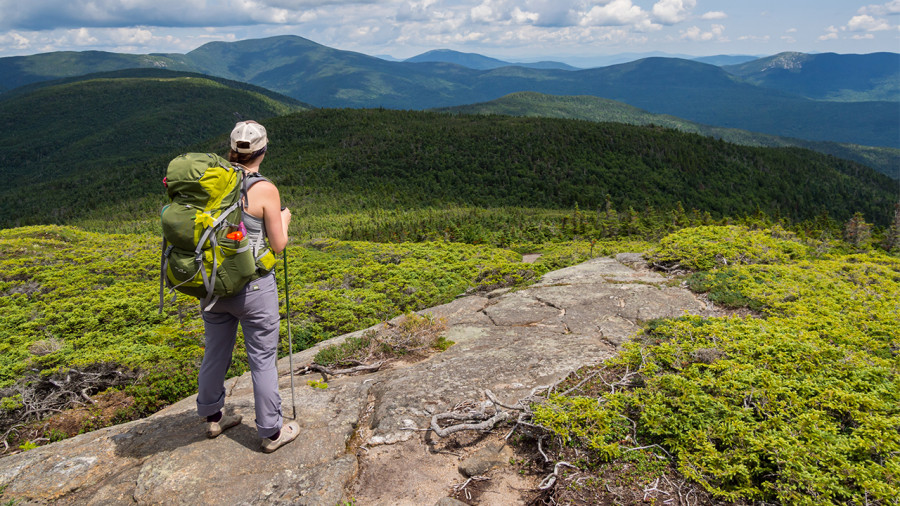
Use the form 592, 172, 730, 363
242, 209, 267, 258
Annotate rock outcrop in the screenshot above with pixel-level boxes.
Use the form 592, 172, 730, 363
0, 256, 720, 505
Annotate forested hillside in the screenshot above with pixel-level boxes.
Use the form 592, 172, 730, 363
0, 74, 305, 227
1, 108, 895, 233
438, 91, 900, 179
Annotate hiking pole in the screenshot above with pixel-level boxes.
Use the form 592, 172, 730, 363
283, 243, 297, 420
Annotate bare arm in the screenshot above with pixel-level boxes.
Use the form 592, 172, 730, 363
250, 181, 291, 253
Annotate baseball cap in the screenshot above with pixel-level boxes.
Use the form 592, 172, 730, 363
230, 121, 268, 154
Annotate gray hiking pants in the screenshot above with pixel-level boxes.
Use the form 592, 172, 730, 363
196, 272, 283, 438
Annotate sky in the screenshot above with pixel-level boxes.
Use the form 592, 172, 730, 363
0, 0, 898, 66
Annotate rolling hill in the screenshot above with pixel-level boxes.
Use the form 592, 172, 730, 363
437, 91, 900, 180
0, 51, 194, 92
724, 52, 900, 102
0, 72, 306, 227
1, 36, 897, 148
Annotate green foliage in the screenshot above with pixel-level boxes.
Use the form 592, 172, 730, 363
1, 225, 599, 426
281, 239, 522, 338
314, 335, 373, 367
0, 395, 22, 411
125, 359, 201, 416
0, 226, 198, 389
17, 441, 38, 452
4, 39, 896, 152
650, 225, 811, 270
533, 393, 630, 461
532, 226, 900, 504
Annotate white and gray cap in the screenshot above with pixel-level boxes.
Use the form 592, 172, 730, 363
230, 121, 268, 154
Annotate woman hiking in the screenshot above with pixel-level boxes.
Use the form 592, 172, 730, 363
195, 120, 300, 453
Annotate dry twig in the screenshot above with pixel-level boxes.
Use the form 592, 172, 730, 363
296, 361, 385, 381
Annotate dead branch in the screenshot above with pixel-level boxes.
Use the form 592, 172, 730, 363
1, 363, 138, 454
296, 361, 385, 381
559, 369, 602, 396
430, 409, 512, 438
484, 389, 526, 410
453, 475, 490, 501
538, 461, 577, 490
651, 261, 683, 273
537, 435, 550, 463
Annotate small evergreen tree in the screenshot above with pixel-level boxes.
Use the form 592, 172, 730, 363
882, 203, 900, 253
843, 212, 873, 249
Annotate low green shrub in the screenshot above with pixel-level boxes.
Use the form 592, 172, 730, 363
650, 225, 811, 271
532, 226, 900, 504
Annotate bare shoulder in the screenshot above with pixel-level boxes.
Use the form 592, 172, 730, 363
248, 179, 280, 198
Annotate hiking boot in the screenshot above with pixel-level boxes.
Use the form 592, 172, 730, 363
260, 421, 300, 453
206, 413, 243, 438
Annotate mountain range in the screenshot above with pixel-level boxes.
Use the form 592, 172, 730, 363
1, 36, 897, 149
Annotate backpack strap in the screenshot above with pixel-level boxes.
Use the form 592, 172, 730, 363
241, 171, 274, 267
241, 171, 271, 210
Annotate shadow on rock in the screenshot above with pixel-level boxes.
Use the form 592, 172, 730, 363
110, 410, 209, 459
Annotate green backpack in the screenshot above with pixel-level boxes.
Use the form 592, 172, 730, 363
158, 153, 275, 312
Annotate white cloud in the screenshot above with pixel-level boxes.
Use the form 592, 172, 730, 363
818, 25, 839, 41
511, 7, 540, 24
651, 0, 696, 25
0, 31, 32, 50
71, 28, 99, 46
581, 0, 647, 27
738, 34, 770, 43
470, 3, 497, 23
0, 0, 367, 31
111, 27, 155, 45
700, 11, 726, 20
847, 14, 892, 31
858, 0, 900, 16
680, 23, 724, 42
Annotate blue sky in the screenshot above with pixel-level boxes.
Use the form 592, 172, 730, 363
0, 0, 897, 65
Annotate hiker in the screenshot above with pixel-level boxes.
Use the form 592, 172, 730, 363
195, 120, 300, 453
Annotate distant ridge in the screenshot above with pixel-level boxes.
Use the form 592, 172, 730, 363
0, 67, 311, 108
405, 49, 578, 71
692, 55, 760, 66
724, 51, 900, 101
0, 50, 193, 92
